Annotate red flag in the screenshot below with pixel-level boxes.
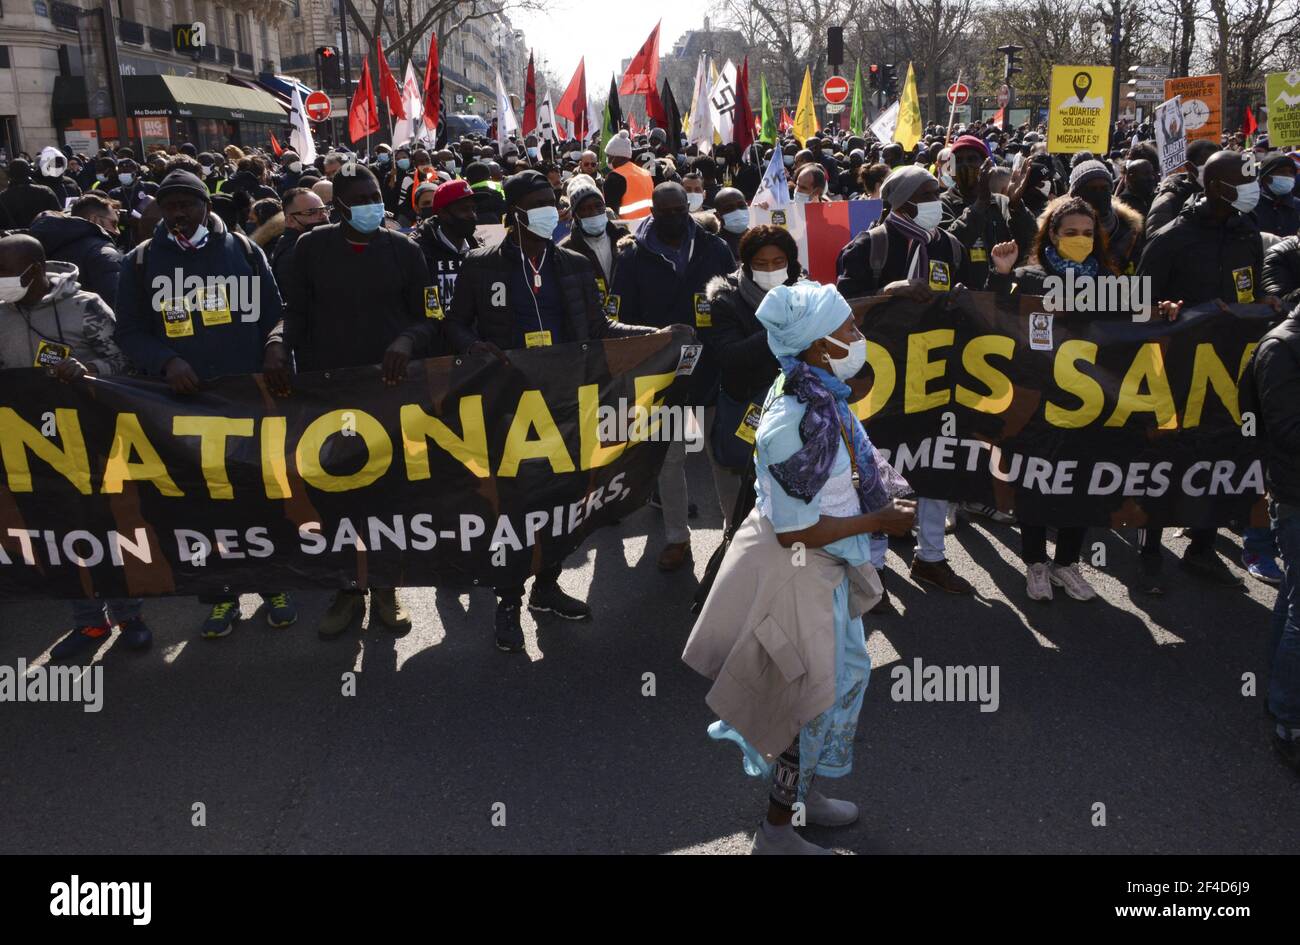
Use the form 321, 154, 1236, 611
733, 58, 755, 155
1244, 105, 1258, 138
375, 37, 405, 121
991, 106, 1005, 128
349, 58, 380, 142
619, 21, 661, 96
628, 113, 641, 136
523, 52, 537, 134
270, 133, 283, 157
779, 108, 793, 132
422, 33, 440, 130
556, 58, 588, 141
645, 84, 667, 127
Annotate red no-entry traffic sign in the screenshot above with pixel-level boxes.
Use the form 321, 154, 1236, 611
946, 82, 970, 105
304, 90, 332, 122
822, 76, 850, 105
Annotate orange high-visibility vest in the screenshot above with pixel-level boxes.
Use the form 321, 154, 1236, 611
612, 161, 653, 220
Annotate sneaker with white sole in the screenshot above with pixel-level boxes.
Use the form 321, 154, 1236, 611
750, 820, 832, 855
1026, 562, 1053, 601
1050, 563, 1097, 601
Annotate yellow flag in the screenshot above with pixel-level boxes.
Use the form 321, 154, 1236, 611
792, 67, 817, 146
894, 62, 922, 150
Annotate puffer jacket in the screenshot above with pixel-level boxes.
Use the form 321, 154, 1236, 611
29, 212, 122, 305
0, 260, 129, 375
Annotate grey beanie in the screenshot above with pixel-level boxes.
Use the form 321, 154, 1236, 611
565, 173, 601, 211
880, 164, 934, 208
1069, 159, 1112, 193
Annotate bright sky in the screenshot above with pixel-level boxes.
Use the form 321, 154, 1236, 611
511, 4, 708, 96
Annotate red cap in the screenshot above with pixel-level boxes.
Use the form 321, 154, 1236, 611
950, 134, 990, 158
432, 179, 473, 212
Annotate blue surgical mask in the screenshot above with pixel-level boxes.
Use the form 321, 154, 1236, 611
397, 158, 411, 171
118, 173, 134, 185
527, 147, 540, 159
1268, 175, 1296, 196
722, 208, 749, 233
782, 155, 795, 167
344, 200, 386, 233
377, 153, 391, 164
96, 174, 108, 183
520, 205, 559, 239
579, 214, 605, 236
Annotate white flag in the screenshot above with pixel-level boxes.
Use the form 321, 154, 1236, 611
751, 146, 791, 209
391, 61, 424, 149
537, 95, 558, 142
495, 68, 518, 151
288, 84, 317, 165
687, 54, 713, 154
586, 94, 601, 146
708, 60, 738, 146
870, 101, 899, 144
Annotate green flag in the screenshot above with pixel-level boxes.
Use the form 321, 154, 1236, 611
600, 99, 615, 168
850, 62, 865, 136
760, 74, 776, 143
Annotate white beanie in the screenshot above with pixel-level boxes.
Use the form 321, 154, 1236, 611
605, 131, 632, 160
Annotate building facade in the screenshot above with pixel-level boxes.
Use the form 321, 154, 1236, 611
0, 0, 290, 156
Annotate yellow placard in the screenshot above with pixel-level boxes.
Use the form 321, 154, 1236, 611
1047, 65, 1115, 155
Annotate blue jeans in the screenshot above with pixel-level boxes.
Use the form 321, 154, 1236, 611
915, 497, 948, 563
1268, 506, 1300, 725
71, 598, 142, 627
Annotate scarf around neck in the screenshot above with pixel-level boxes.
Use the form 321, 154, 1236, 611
885, 210, 934, 280
767, 358, 900, 515
1043, 243, 1099, 278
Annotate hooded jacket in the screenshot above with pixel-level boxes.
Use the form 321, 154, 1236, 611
0, 178, 61, 229
1146, 170, 1201, 236
1137, 198, 1264, 308
0, 260, 129, 375
113, 213, 283, 380
29, 213, 122, 305
1039, 192, 1145, 274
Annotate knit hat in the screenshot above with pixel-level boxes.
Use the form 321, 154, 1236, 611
431, 178, 472, 211
1068, 159, 1112, 193
502, 169, 553, 206
565, 173, 601, 212
950, 134, 989, 158
156, 170, 210, 202
605, 131, 633, 160
880, 164, 934, 209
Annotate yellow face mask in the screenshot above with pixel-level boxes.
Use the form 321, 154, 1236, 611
1056, 234, 1094, 263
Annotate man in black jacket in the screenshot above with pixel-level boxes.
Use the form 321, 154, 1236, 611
411, 178, 480, 313
29, 193, 122, 304
1254, 153, 1300, 237
465, 160, 507, 224
939, 136, 1037, 289
0, 158, 60, 228
271, 163, 432, 640
269, 186, 328, 289
1243, 307, 1300, 770
1146, 139, 1220, 235
386, 170, 655, 653
1263, 235, 1300, 311
1138, 149, 1278, 590
610, 181, 734, 574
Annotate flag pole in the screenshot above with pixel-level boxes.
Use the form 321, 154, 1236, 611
945, 70, 961, 146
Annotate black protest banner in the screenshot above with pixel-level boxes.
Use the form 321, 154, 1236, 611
849, 289, 1272, 527
0, 329, 700, 600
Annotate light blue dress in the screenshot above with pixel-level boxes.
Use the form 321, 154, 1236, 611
707, 365, 873, 800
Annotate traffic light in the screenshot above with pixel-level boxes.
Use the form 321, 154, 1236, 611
997, 44, 1023, 84
883, 63, 898, 97
868, 63, 880, 91
317, 46, 341, 90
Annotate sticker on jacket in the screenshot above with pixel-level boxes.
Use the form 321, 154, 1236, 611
969, 243, 988, 263
196, 284, 232, 326
1029, 312, 1053, 351
423, 286, 445, 319
928, 260, 951, 292
604, 294, 620, 321
35, 340, 71, 368
1232, 267, 1254, 304
161, 298, 194, 338
675, 344, 702, 376
693, 293, 712, 328
524, 330, 552, 348
735, 403, 763, 444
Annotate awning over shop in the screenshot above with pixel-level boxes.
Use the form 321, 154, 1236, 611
52, 75, 288, 125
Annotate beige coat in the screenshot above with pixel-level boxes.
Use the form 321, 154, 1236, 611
681, 509, 882, 762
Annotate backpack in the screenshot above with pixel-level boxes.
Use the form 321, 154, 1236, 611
862, 222, 965, 284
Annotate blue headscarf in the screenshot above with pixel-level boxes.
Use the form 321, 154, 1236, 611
755, 280, 852, 359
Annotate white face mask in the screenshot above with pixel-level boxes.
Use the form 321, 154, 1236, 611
750, 267, 787, 291
822, 334, 867, 380
169, 222, 209, 251
794, 191, 813, 204
1231, 180, 1260, 213
912, 199, 943, 233
686, 191, 704, 211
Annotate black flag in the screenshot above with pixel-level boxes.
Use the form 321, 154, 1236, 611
661, 78, 682, 151
607, 74, 623, 130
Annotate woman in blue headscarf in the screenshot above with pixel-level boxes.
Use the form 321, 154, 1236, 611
682, 281, 915, 855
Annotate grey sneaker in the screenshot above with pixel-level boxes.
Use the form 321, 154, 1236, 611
1026, 562, 1053, 601
804, 787, 859, 827
1050, 563, 1097, 601
750, 820, 832, 855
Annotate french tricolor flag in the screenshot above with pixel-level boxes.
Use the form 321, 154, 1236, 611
804, 200, 882, 284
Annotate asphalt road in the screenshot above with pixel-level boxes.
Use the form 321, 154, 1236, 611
1, 455, 1296, 854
